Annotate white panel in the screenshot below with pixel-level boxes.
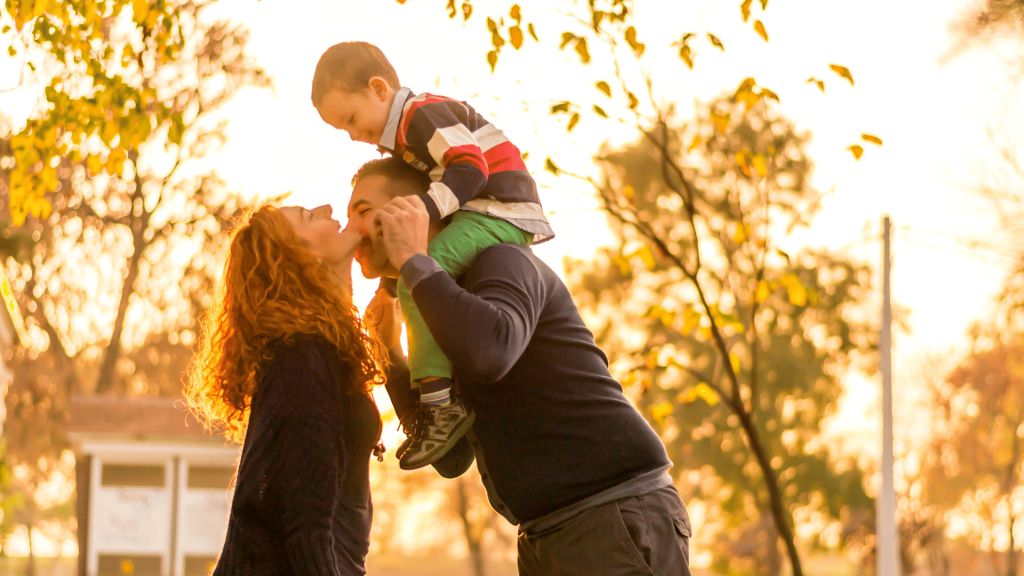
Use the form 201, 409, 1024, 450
426, 124, 476, 165
472, 123, 508, 152
92, 486, 172, 553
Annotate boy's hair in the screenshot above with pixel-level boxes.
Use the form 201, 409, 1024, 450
311, 42, 401, 106
352, 158, 430, 199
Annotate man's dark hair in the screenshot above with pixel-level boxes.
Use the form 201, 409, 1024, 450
311, 42, 401, 106
352, 158, 430, 198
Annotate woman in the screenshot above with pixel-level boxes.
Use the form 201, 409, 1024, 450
186, 203, 385, 575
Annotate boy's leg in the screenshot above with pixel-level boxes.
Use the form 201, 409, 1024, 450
405, 211, 533, 388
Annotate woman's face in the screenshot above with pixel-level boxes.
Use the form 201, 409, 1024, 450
280, 205, 360, 266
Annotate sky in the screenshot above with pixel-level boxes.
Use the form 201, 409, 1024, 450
194, 0, 1021, 439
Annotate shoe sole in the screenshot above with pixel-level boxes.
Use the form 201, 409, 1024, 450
399, 411, 476, 471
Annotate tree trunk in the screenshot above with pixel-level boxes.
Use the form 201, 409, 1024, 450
94, 230, 145, 394
25, 514, 35, 576
456, 477, 486, 576
736, 409, 803, 576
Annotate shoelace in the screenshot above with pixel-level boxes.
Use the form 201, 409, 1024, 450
395, 404, 434, 459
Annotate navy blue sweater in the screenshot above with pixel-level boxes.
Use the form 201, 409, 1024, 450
399, 244, 671, 522
212, 337, 381, 576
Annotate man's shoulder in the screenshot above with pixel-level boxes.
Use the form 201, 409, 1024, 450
470, 244, 554, 281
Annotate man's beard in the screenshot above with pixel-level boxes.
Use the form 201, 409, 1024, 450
356, 235, 391, 279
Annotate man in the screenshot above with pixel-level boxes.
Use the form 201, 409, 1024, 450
351, 158, 693, 575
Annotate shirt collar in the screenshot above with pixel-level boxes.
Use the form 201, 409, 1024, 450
377, 86, 413, 153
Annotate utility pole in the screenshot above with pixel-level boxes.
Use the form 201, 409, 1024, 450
878, 216, 900, 576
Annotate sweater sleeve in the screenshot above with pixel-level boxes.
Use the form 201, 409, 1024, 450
400, 247, 547, 384
402, 98, 489, 223
258, 345, 346, 575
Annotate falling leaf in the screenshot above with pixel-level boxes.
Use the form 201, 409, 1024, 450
567, 112, 580, 132
486, 16, 498, 32
462, 1, 472, 21
806, 77, 825, 93
679, 44, 693, 68
510, 3, 521, 21
446, 0, 457, 17
593, 104, 608, 118
708, 33, 725, 51
755, 279, 771, 303
574, 37, 591, 63
734, 77, 755, 97
560, 31, 576, 49
861, 133, 883, 145
754, 20, 768, 42
510, 25, 523, 49
627, 91, 639, 109
551, 101, 570, 114
486, 50, 498, 73
521, 151, 529, 160
740, 0, 752, 22
687, 135, 702, 153
776, 248, 790, 262
829, 64, 854, 85
751, 153, 767, 177
761, 88, 779, 102
760, 0, 768, 8
596, 81, 611, 97
847, 144, 864, 160
592, 10, 605, 30
545, 157, 560, 174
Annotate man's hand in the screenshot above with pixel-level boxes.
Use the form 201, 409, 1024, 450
365, 285, 402, 351
374, 195, 429, 271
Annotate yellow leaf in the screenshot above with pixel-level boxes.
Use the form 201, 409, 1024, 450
650, 402, 674, 423
567, 112, 580, 132
574, 37, 591, 63
687, 135, 702, 153
733, 223, 749, 243
730, 353, 742, 374
708, 33, 725, 51
596, 81, 612, 97
862, 133, 883, 146
788, 284, 808, 306
593, 104, 608, 118
627, 91, 639, 109
734, 77, 756, 97
737, 89, 760, 112
510, 25, 523, 49
740, 0, 752, 22
679, 45, 693, 68
760, 0, 768, 8
31, 0, 49, 19
7, 46, 16, 58
735, 150, 748, 168
694, 383, 719, 406
646, 349, 660, 369
761, 88, 779, 102
631, 245, 656, 270
829, 64, 854, 85
711, 111, 730, 134
510, 3, 521, 21
612, 255, 631, 275
624, 26, 645, 55
486, 50, 498, 73
86, 154, 104, 177
544, 157, 560, 174
755, 279, 770, 303
681, 308, 702, 334
754, 20, 768, 42
101, 121, 119, 145
560, 32, 576, 49
528, 23, 538, 42
132, 0, 150, 25
847, 144, 864, 160
699, 326, 713, 340
751, 154, 767, 177
623, 185, 634, 199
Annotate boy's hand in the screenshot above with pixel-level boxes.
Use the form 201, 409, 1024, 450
365, 285, 402, 350
374, 195, 429, 270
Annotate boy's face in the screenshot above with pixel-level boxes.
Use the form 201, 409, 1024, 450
315, 78, 393, 145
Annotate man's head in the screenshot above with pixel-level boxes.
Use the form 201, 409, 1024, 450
348, 158, 435, 279
311, 42, 401, 145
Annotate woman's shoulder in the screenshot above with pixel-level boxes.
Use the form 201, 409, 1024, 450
258, 335, 345, 404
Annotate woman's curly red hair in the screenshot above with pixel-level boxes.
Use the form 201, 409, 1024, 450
186, 205, 384, 443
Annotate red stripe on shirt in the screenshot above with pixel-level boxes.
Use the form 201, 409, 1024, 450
397, 95, 458, 148
483, 140, 528, 174
443, 143, 489, 177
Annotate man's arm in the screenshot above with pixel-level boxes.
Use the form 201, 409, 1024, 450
400, 247, 547, 384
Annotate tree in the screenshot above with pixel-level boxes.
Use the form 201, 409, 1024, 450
917, 332, 1024, 576
396, 2, 884, 574
563, 96, 874, 575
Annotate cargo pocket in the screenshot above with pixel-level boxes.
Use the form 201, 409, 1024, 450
672, 511, 692, 562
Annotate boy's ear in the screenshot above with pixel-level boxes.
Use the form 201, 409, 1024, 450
368, 76, 392, 100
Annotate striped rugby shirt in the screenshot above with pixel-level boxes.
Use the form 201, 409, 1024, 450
377, 88, 554, 243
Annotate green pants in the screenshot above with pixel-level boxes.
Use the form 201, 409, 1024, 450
399, 211, 534, 383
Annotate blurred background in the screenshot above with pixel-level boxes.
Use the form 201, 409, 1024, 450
0, 0, 1023, 574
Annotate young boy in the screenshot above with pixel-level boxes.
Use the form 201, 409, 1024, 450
311, 41, 554, 470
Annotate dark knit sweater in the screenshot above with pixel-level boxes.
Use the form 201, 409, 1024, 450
398, 244, 671, 522
212, 337, 381, 576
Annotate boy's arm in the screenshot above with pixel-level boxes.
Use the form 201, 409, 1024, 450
401, 98, 516, 223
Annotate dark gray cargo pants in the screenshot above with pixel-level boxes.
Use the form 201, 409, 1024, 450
517, 485, 693, 575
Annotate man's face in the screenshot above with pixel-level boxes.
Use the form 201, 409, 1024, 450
348, 175, 398, 279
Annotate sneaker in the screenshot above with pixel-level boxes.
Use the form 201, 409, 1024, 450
398, 399, 475, 470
